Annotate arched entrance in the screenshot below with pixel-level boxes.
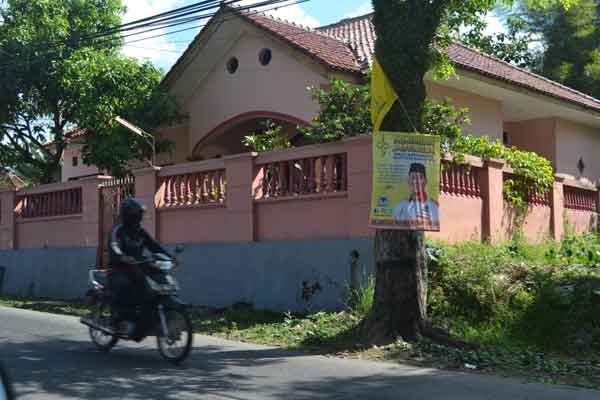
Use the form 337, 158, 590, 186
191, 111, 310, 161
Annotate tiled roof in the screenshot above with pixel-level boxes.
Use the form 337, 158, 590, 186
163, 7, 600, 113
317, 14, 600, 113
239, 10, 362, 73
44, 128, 87, 148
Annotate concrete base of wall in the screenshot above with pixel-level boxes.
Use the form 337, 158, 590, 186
0, 248, 97, 299
170, 238, 374, 311
0, 239, 375, 311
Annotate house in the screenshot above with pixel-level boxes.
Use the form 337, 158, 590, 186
5, 6, 600, 309
60, 6, 600, 186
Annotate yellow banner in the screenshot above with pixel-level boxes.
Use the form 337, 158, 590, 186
370, 132, 441, 231
371, 58, 398, 132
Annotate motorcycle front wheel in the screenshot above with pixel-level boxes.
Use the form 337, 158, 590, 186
0, 361, 15, 400
156, 308, 193, 364
89, 301, 119, 352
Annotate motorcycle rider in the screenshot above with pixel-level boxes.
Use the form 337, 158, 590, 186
109, 198, 171, 336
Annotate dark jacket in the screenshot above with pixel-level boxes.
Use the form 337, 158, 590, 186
108, 224, 169, 267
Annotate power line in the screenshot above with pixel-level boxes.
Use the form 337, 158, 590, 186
0, 0, 311, 69
0, 0, 309, 71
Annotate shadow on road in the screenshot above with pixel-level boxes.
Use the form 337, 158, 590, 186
0, 336, 295, 399
0, 331, 598, 399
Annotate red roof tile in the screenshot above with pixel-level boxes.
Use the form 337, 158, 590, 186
317, 14, 600, 113
239, 11, 362, 73
164, 7, 600, 114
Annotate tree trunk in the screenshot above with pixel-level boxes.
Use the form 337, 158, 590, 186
361, 0, 446, 344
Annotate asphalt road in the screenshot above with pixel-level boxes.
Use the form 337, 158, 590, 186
0, 306, 599, 400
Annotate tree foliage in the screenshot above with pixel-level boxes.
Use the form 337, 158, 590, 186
460, 12, 541, 69
0, 0, 178, 182
242, 119, 292, 152
515, 0, 600, 97
298, 79, 371, 143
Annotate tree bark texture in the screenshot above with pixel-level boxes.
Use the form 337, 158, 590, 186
362, 0, 448, 344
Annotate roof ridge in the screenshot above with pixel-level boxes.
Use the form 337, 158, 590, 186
242, 8, 350, 42
316, 12, 374, 31
452, 41, 600, 106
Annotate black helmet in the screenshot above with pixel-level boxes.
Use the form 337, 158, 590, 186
120, 198, 146, 228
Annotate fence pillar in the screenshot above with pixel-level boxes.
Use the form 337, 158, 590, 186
344, 136, 373, 237
481, 159, 505, 244
551, 174, 566, 241
133, 167, 160, 238
224, 153, 256, 242
79, 176, 110, 248
0, 190, 16, 250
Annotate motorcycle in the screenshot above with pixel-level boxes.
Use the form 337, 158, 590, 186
0, 361, 15, 400
80, 246, 193, 364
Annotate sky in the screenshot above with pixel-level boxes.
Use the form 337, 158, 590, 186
121, 0, 506, 72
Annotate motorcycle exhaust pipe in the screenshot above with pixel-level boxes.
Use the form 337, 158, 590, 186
80, 317, 115, 336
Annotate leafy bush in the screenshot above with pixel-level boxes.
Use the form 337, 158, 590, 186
242, 119, 292, 152
427, 238, 600, 351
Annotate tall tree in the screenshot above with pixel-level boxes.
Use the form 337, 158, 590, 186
362, 0, 575, 344
460, 12, 541, 69
537, 0, 600, 96
0, 0, 177, 183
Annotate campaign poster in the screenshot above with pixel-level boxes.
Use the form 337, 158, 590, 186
370, 132, 441, 231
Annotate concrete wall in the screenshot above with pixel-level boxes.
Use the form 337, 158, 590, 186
565, 209, 598, 235
555, 119, 600, 184
428, 194, 483, 243
0, 248, 97, 299
169, 238, 374, 311
156, 124, 191, 166
16, 216, 90, 249
504, 118, 557, 167
185, 32, 329, 156
426, 82, 504, 141
61, 144, 100, 183
255, 196, 352, 241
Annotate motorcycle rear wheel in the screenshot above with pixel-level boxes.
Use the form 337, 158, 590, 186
89, 301, 119, 352
156, 308, 193, 364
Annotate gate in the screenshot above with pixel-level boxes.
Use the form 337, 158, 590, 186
97, 174, 135, 267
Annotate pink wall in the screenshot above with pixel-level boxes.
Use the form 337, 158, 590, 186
159, 206, 233, 244
0, 190, 15, 250
428, 194, 483, 243
10, 178, 104, 249
185, 31, 329, 157
523, 206, 552, 242
61, 144, 100, 182
255, 195, 351, 241
504, 118, 556, 167
6, 136, 600, 250
156, 124, 191, 166
426, 82, 504, 140
565, 209, 598, 235
17, 216, 88, 249
555, 119, 600, 184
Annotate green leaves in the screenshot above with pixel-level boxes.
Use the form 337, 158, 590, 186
242, 120, 293, 153
0, 0, 176, 181
299, 79, 372, 144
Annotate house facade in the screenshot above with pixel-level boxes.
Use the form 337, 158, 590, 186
4, 7, 600, 310
61, 7, 600, 186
